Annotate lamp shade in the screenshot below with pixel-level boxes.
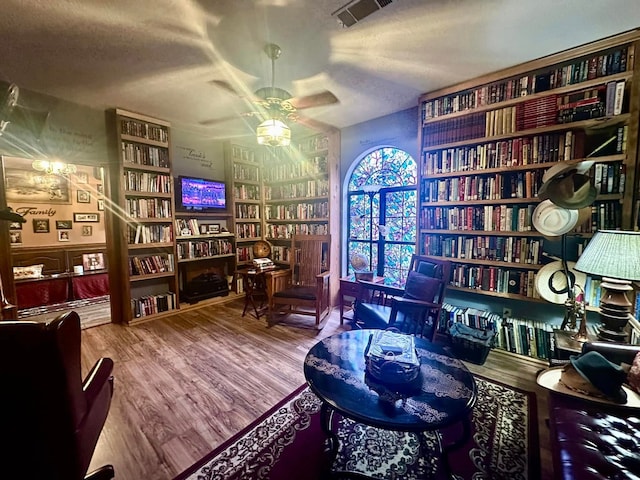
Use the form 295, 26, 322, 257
575, 230, 640, 281
256, 119, 291, 147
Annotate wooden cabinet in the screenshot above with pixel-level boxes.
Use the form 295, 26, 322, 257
418, 30, 640, 306
107, 108, 178, 323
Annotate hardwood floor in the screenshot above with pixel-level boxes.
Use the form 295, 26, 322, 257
82, 299, 553, 479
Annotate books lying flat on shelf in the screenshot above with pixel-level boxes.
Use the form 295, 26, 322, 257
253, 258, 275, 271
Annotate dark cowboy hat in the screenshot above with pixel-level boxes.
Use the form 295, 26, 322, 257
538, 161, 597, 209
570, 351, 628, 404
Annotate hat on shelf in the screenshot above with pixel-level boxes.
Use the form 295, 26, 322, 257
538, 161, 597, 209
535, 260, 587, 305
560, 351, 628, 404
532, 200, 590, 237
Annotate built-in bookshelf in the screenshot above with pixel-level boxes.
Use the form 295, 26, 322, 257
108, 108, 179, 323
227, 143, 263, 268
418, 30, 640, 310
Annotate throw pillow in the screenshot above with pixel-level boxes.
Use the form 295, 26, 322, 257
403, 271, 440, 302
628, 352, 640, 394
13, 264, 44, 280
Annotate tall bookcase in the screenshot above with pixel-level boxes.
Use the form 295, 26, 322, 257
108, 108, 179, 324
227, 143, 263, 269
262, 130, 341, 303
418, 30, 640, 309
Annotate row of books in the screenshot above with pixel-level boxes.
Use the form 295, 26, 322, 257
264, 202, 329, 221
421, 131, 584, 174
125, 198, 172, 219
236, 246, 254, 263
296, 133, 329, 153
123, 171, 172, 194
271, 245, 291, 263
422, 45, 630, 121
235, 223, 261, 239
128, 254, 174, 276
175, 218, 204, 236
262, 159, 328, 183
580, 201, 622, 232
231, 145, 257, 164
451, 265, 538, 298
593, 162, 625, 195
176, 239, 233, 260
265, 223, 328, 239
121, 119, 169, 143
519, 95, 558, 129
131, 292, 177, 318
420, 204, 536, 232
233, 184, 260, 200
121, 141, 170, 168
235, 204, 260, 220
420, 170, 543, 203
485, 106, 518, 137
128, 224, 173, 244
233, 164, 260, 182
422, 111, 486, 147
264, 179, 329, 200
423, 235, 543, 265
439, 303, 499, 332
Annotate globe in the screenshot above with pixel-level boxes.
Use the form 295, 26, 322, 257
350, 253, 369, 272
252, 240, 271, 259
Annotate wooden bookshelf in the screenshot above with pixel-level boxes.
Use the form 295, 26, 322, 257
107, 108, 179, 324
262, 130, 341, 303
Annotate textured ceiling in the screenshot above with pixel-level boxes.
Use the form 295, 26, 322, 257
1, 0, 640, 141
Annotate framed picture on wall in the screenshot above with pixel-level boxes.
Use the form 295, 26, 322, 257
97, 184, 104, 197
5, 168, 71, 204
9, 221, 22, 230
77, 190, 91, 203
97, 199, 104, 211
81, 225, 93, 236
32, 218, 50, 233
73, 213, 99, 223
56, 220, 73, 229
58, 230, 70, 242
82, 253, 105, 271
10, 231, 22, 244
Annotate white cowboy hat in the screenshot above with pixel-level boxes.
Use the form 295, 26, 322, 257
535, 260, 587, 305
532, 200, 587, 237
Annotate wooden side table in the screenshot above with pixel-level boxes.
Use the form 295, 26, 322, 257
550, 329, 597, 365
339, 275, 384, 325
237, 269, 271, 319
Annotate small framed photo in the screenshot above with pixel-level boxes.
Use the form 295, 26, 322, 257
81, 225, 93, 236
97, 199, 104, 211
74, 213, 100, 223
56, 220, 73, 229
76, 172, 89, 184
9, 231, 22, 244
96, 184, 104, 197
77, 190, 91, 203
9, 221, 22, 230
83, 253, 105, 271
33, 218, 50, 233
58, 230, 70, 242
208, 224, 221, 234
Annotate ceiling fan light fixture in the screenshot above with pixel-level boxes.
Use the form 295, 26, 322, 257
257, 118, 291, 147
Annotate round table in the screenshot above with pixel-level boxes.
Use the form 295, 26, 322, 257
303, 329, 477, 478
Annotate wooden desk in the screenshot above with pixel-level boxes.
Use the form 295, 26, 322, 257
339, 275, 384, 325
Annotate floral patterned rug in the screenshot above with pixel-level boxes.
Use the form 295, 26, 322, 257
175, 375, 539, 480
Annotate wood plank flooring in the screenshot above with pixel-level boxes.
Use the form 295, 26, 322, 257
81, 299, 553, 479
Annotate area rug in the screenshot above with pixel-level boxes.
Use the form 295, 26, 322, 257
175, 375, 539, 480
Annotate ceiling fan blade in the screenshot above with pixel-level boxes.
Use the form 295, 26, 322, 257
209, 80, 240, 96
287, 91, 339, 110
294, 114, 335, 133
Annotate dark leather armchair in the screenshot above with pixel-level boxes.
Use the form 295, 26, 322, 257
354, 255, 451, 341
0, 311, 115, 480
548, 341, 640, 479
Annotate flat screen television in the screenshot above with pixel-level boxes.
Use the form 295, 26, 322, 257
177, 176, 227, 212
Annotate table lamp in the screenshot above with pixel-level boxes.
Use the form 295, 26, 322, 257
574, 230, 640, 342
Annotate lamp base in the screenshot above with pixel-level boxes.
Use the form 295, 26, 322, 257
597, 327, 629, 343
596, 277, 633, 343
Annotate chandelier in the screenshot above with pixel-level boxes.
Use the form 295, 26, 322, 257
31, 159, 77, 176
256, 118, 291, 147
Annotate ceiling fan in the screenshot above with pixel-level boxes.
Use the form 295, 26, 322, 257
199, 43, 339, 132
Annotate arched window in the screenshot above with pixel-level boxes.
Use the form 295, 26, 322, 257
346, 147, 417, 286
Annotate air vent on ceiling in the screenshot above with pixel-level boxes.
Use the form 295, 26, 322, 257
332, 0, 393, 28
